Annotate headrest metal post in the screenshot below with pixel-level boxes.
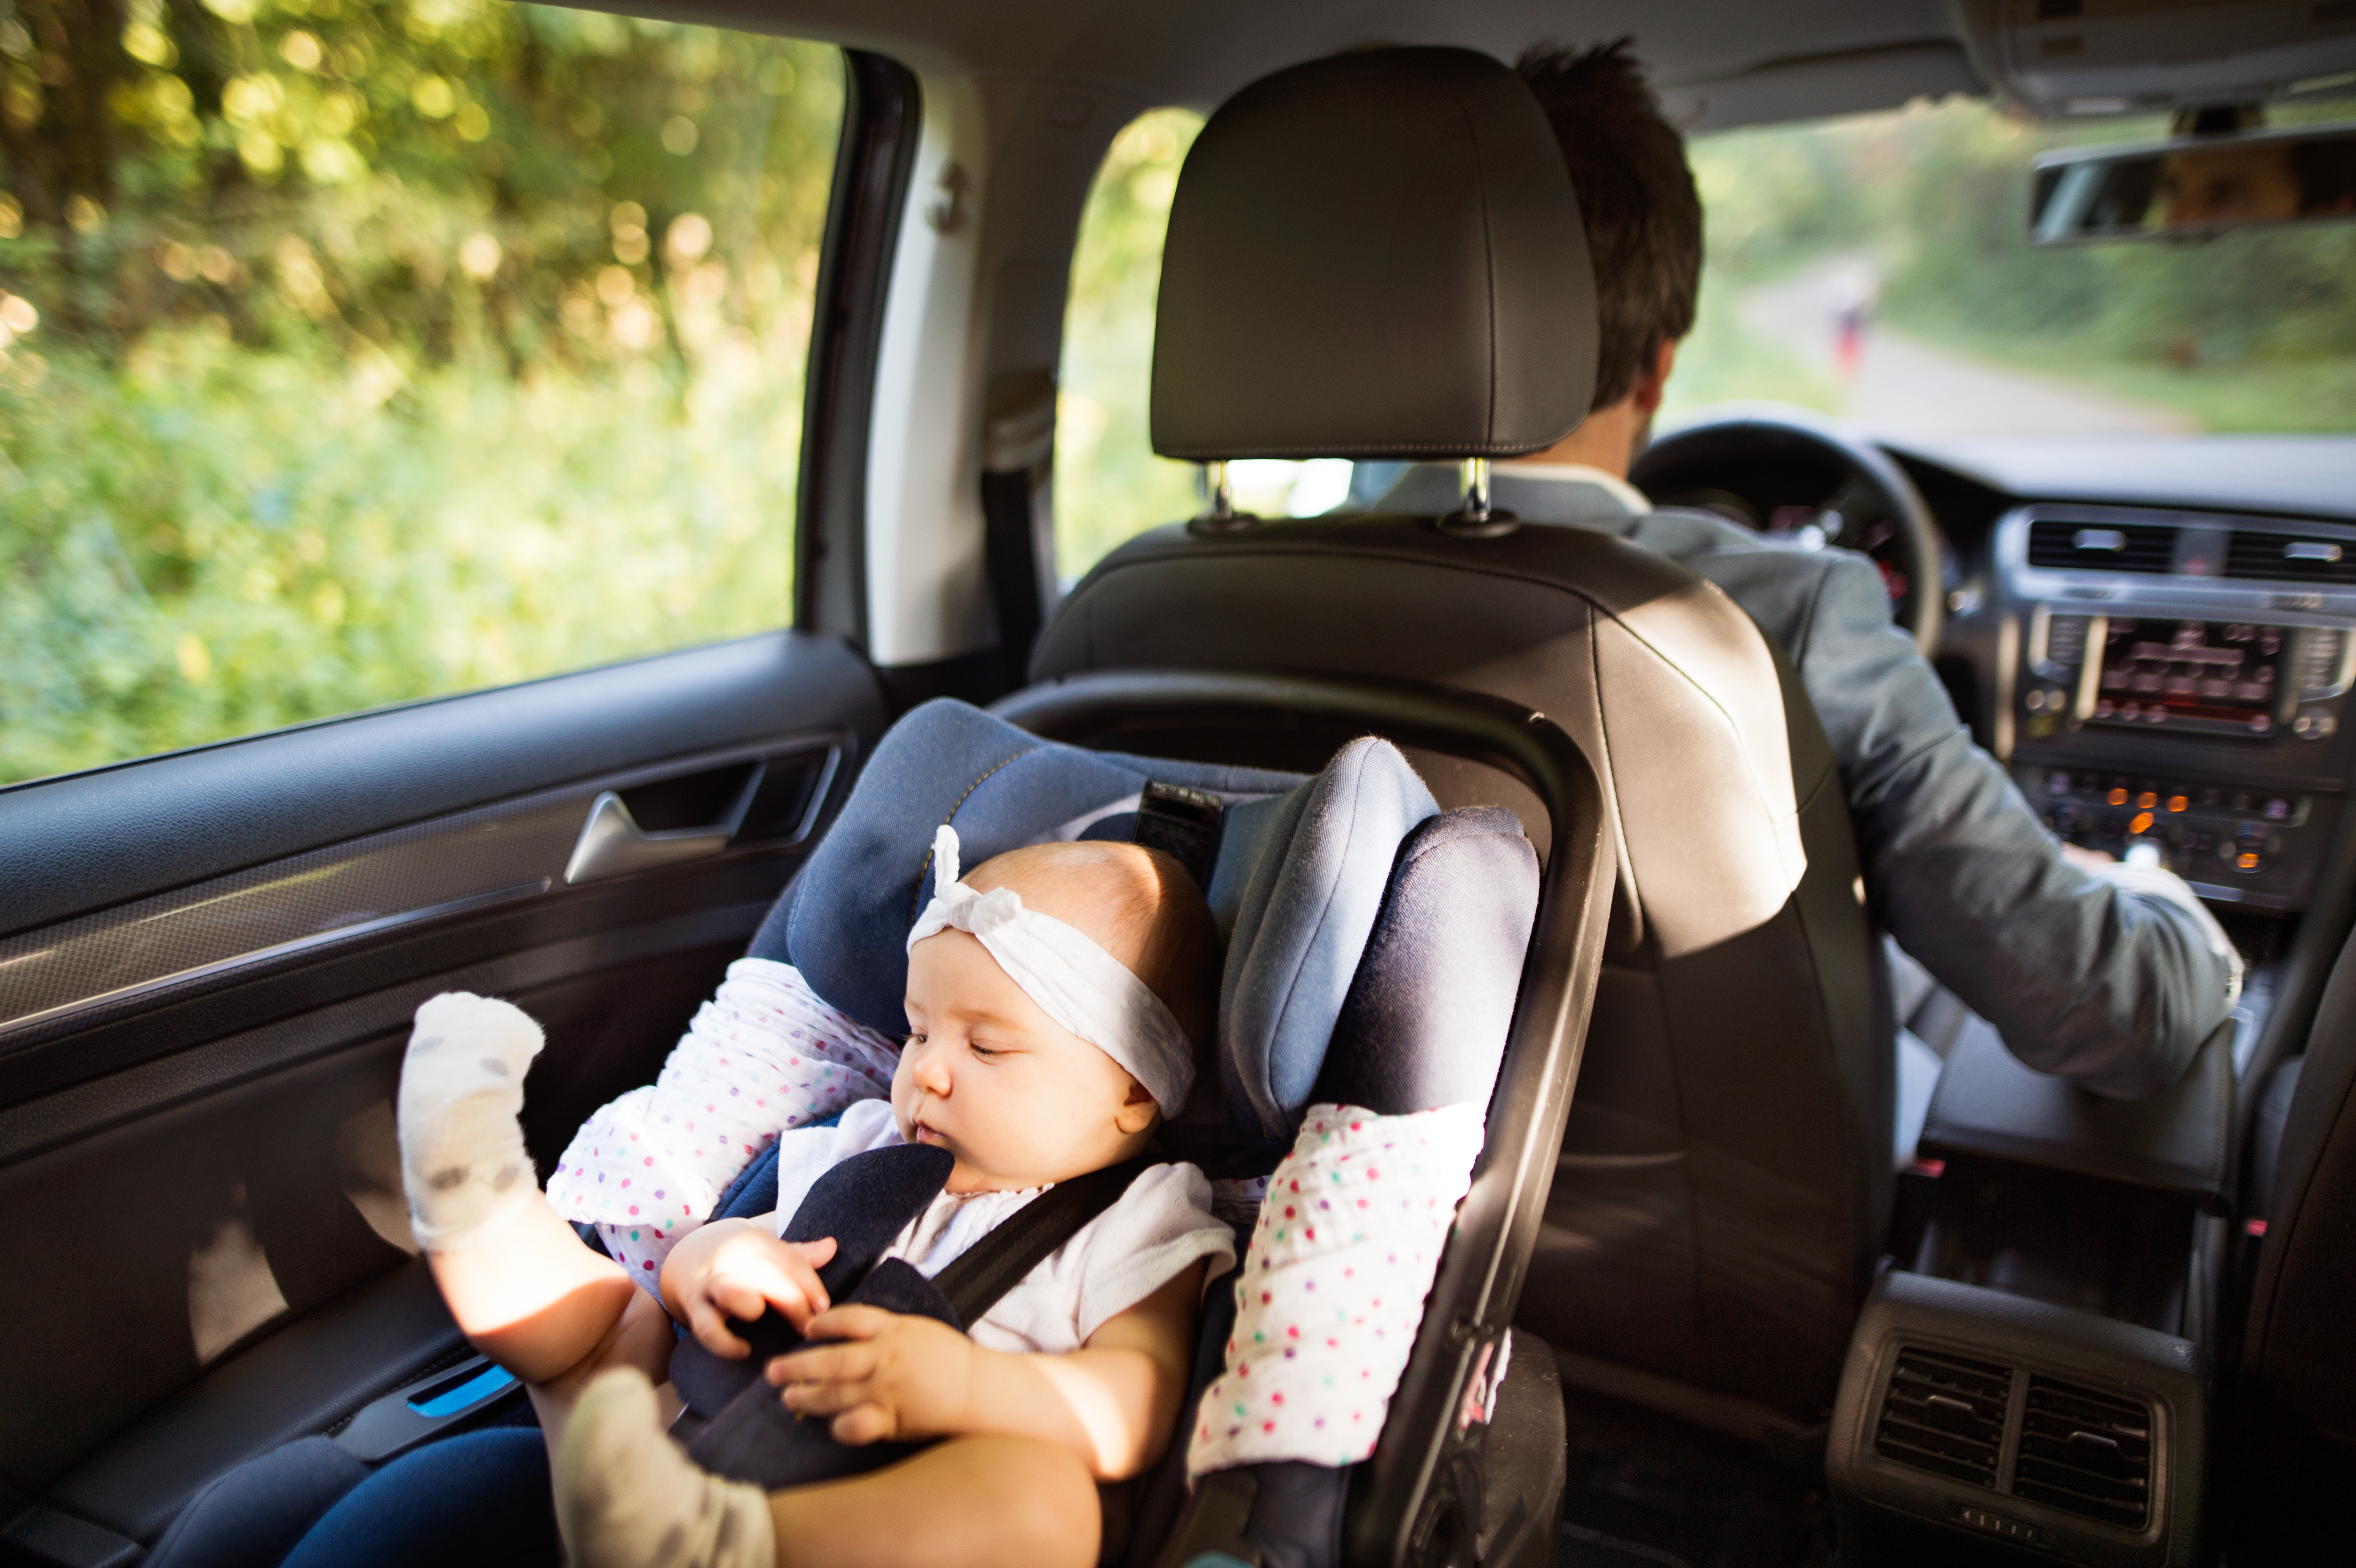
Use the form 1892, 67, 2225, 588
1459, 458, 1491, 522
1437, 456, 1520, 539
1188, 460, 1260, 535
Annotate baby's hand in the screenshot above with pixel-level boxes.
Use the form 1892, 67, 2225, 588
659, 1219, 839, 1358
766, 1305, 976, 1446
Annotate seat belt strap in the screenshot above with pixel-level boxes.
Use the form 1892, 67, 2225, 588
933, 1157, 1153, 1325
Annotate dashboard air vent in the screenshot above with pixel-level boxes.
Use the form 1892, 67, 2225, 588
2027, 520, 2177, 574
2013, 1376, 2152, 1530
1875, 1348, 2009, 1487
2225, 529, 2356, 587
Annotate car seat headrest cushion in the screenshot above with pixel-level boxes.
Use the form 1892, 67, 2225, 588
1314, 807, 1539, 1116
1152, 46, 1597, 462
755, 699, 1298, 1039
1217, 737, 1441, 1142
753, 704, 1445, 1146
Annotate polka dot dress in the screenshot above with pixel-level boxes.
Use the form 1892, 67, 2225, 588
1186, 1102, 1485, 1478
545, 958, 899, 1289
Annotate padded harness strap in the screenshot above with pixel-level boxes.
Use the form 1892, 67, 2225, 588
932, 1157, 1153, 1325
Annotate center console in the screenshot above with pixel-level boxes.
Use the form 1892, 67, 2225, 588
1823, 503, 2356, 1565
1996, 503, 2356, 912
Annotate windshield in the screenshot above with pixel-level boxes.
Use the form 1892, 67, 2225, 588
1665, 95, 2356, 440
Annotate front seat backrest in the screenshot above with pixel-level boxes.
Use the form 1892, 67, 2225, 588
1030, 46, 1890, 1428
2235, 921, 2356, 1540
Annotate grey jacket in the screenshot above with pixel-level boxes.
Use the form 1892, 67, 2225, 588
1376, 464, 2236, 1099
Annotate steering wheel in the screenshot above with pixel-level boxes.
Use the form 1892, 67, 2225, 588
1630, 402, 1947, 656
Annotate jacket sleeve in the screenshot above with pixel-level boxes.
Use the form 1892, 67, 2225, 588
1794, 550, 2237, 1099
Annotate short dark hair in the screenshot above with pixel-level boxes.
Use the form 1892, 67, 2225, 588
1516, 41, 1703, 410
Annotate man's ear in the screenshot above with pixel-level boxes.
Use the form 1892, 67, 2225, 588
1631, 336, 1679, 417
1114, 1077, 1158, 1135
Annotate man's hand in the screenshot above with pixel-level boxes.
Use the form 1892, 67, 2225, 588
2058, 841, 2118, 871
767, 1305, 977, 1446
659, 1219, 838, 1358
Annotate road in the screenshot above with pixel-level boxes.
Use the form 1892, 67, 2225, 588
1741, 262, 2195, 440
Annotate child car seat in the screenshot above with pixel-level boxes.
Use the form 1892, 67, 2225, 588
150, 679, 1612, 1568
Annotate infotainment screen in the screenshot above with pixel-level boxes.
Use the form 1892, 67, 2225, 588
2090, 619, 2282, 736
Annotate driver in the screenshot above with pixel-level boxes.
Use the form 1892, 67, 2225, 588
1367, 41, 2240, 1102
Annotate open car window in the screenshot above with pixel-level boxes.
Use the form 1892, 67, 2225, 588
1052, 107, 1354, 589
0, 3, 843, 787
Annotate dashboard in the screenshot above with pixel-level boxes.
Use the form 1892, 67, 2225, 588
1891, 436, 2356, 917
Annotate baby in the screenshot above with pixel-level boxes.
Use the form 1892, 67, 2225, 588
397, 826, 1234, 1568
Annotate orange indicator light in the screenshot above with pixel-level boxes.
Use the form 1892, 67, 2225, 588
2167, 795, 2188, 813
2136, 792, 2158, 810
2239, 852, 2262, 871
2107, 788, 2128, 806
2130, 811, 2154, 835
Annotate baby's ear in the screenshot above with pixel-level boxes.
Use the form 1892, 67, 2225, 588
1114, 1075, 1159, 1134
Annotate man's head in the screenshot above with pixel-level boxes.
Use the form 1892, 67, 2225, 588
1513, 40, 1703, 467
898, 839, 1217, 1193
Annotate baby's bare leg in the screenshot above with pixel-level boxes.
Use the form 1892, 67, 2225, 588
400, 992, 647, 1385
555, 1371, 1099, 1568
769, 1435, 1098, 1568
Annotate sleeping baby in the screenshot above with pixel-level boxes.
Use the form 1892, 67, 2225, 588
396, 824, 1235, 1568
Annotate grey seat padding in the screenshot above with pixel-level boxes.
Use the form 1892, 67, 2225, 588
1150, 46, 1595, 461
756, 699, 1449, 1145
1217, 737, 1438, 1140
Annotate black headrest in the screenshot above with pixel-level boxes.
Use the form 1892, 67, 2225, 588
1150, 47, 1596, 463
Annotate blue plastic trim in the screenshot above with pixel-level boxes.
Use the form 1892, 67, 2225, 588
407, 1363, 515, 1418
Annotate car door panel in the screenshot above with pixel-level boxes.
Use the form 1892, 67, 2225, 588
0, 628, 888, 1544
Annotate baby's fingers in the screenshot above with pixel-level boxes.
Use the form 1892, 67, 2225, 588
769, 1339, 879, 1391
686, 1299, 749, 1359
829, 1403, 896, 1447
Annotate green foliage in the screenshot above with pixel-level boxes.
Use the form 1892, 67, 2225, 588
1687, 96, 2356, 432
1053, 107, 1201, 583
1, 0, 840, 784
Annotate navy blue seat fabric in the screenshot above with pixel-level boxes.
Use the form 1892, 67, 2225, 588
150, 699, 1541, 1568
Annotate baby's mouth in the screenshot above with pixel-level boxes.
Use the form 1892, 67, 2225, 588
910, 1118, 948, 1146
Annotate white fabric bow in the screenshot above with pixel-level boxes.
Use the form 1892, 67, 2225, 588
907, 823, 1195, 1117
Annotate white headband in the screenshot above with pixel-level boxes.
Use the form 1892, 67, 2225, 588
906, 824, 1195, 1118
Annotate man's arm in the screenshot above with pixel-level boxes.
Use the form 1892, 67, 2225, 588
1794, 550, 2238, 1098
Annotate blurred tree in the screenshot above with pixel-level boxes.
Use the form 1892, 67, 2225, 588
0, 0, 843, 783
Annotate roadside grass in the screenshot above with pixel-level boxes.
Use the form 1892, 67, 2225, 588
1880, 319, 2356, 436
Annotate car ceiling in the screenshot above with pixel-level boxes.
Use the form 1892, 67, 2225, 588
590, 0, 1984, 129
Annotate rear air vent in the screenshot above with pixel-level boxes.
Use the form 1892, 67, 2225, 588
1875, 1348, 2009, 1487
2013, 1377, 2153, 1530
2225, 529, 2356, 586
2027, 519, 2177, 574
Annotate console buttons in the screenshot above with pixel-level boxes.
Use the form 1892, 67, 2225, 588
2230, 823, 2275, 875
2295, 710, 2337, 741
2107, 787, 2130, 807
2047, 771, 2072, 796
2264, 798, 2292, 821
2167, 794, 2189, 813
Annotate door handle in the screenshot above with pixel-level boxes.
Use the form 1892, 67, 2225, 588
565, 788, 740, 885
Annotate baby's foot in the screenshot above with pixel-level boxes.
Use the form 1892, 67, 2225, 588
557, 1368, 775, 1568
396, 991, 545, 1250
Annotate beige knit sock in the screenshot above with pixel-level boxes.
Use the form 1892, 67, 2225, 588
556, 1368, 777, 1568
395, 991, 545, 1251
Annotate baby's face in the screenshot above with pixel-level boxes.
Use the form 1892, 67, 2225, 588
897, 928, 1158, 1194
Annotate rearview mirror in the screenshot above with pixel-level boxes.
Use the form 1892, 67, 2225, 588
2028, 124, 2356, 244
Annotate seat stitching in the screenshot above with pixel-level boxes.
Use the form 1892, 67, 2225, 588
909, 751, 1031, 922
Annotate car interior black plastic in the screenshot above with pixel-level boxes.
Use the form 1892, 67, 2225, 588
792, 51, 922, 648
1919, 1017, 2236, 1202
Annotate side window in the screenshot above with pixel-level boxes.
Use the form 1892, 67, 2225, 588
1053, 108, 1353, 587
1, 3, 842, 785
